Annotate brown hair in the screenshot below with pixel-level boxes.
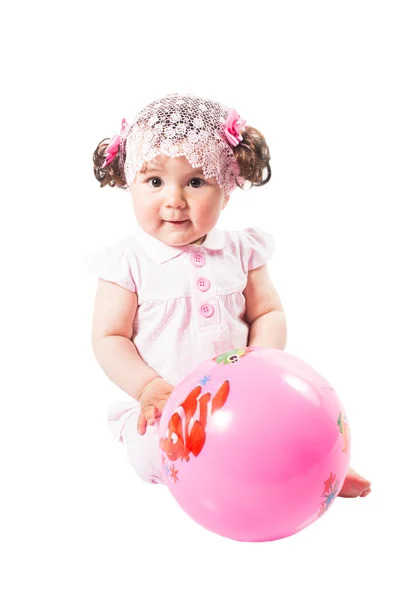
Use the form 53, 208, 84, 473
92, 138, 128, 189
92, 125, 271, 190
232, 126, 271, 189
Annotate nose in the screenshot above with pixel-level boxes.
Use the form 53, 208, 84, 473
164, 185, 187, 209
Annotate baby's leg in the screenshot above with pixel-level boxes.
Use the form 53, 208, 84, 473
109, 403, 166, 485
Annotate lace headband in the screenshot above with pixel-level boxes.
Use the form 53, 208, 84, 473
102, 93, 249, 195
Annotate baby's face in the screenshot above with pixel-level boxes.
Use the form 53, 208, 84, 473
130, 154, 229, 246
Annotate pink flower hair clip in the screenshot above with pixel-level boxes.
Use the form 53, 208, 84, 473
223, 108, 250, 149
102, 118, 128, 168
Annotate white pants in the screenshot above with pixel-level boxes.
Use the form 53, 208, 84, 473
108, 401, 166, 484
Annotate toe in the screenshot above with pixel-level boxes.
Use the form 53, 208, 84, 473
348, 468, 371, 490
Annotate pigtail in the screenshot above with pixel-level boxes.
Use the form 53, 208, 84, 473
92, 138, 128, 189
233, 126, 271, 189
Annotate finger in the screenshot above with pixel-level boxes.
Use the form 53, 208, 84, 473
151, 400, 167, 421
156, 399, 167, 414
137, 412, 147, 435
144, 405, 157, 427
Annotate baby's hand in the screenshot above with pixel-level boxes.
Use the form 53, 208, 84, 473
137, 377, 174, 435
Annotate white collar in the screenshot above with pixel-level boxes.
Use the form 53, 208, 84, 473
133, 226, 232, 264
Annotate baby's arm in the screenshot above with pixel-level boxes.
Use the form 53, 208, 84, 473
91, 278, 160, 400
243, 264, 287, 350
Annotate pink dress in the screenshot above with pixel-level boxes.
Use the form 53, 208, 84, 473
88, 224, 274, 483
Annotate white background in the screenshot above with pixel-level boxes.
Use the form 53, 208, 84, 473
2, 1, 399, 598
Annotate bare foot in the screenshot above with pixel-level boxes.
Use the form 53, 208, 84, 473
339, 466, 371, 498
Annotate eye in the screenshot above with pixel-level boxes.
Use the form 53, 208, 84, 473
147, 177, 163, 188
171, 432, 178, 444
189, 178, 205, 188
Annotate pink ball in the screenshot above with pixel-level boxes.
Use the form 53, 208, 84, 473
159, 347, 351, 542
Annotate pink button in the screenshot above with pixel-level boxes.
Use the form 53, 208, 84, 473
191, 252, 206, 267
197, 277, 211, 292
200, 303, 215, 318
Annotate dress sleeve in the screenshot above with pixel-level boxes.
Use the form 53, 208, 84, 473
244, 227, 275, 270
84, 243, 136, 293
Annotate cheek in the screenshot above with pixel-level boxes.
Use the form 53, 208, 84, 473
132, 195, 158, 221
194, 196, 224, 221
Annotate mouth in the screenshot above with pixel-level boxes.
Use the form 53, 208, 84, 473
165, 220, 189, 225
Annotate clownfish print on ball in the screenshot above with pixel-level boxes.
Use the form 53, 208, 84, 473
160, 380, 230, 463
